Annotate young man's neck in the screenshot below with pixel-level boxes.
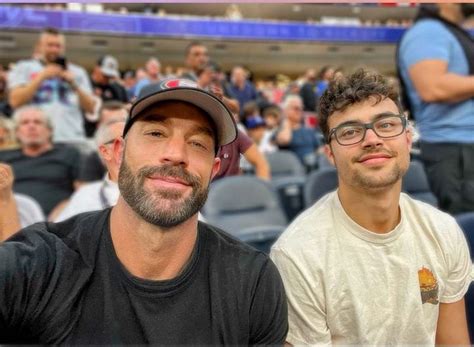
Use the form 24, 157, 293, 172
337, 182, 402, 234
110, 198, 199, 281
22, 143, 53, 157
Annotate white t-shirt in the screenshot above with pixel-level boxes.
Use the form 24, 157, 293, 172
55, 176, 119, 222
15, 193, 45, 228
8, 59, 93, 142
270, 192, 472, 345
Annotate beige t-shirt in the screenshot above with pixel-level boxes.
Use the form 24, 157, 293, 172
271, 192, 472, 345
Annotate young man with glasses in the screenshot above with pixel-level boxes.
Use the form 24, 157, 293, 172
271, 69, 471, 345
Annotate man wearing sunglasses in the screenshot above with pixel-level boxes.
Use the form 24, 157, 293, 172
271, 69, 471, 345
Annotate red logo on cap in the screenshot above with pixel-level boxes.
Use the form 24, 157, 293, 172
161, 79, 198, 90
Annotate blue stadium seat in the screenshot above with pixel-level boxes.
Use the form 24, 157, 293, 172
265, 150, 306, 179
402, 160, 438, 207
266, 150, 307, 221
303, 167, 338, 208
202, 176, 288, 245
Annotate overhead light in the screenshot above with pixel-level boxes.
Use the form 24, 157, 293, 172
292, 5, 302, 12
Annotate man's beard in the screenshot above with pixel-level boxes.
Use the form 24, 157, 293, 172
118, 158, 209, 228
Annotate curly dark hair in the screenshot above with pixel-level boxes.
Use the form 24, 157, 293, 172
318, 69, 403, 143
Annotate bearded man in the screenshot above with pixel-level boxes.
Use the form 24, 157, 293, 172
0, 79, 288, 345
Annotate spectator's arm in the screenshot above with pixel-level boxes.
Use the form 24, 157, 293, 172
62, 70, 96, 114
0, 163, 21, 242
47, 199, 70, 222
435, 298, 470, 345
409, 60, 474, 103
275, 119, 293, 146
243, 143, 271, 181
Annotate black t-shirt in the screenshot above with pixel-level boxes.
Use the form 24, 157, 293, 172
92, 81, 129, 103
78, 151, 106, 182
0, 144, 81, 215
0, 210, 288, 344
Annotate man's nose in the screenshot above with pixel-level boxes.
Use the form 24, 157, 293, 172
160, 136, 189, 166
361, 128, 383, 148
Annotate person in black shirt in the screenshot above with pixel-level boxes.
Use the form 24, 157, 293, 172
0, 78, 288, 344
91, 55, 128, 103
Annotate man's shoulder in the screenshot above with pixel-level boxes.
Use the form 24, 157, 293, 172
0, 148, 23, 162
1, 210, 109, 269
400, 193, 464, 247
404, 19, 453, 42
272, 192, 336, 252
199, 222, 270, 265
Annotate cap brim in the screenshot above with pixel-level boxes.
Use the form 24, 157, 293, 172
127, 88, 237, 147
101, 68, 119, 78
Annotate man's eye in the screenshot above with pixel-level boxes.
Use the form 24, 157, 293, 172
148, 131, 164, 137
190, 140, 207, 150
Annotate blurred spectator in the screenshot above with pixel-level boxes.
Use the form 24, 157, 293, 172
8, 27, 96, 143
122, 69, 137, 101
225, 4, 243, 20
0, 116, 18, 150
315, 65, 335, 101
163, 65, 176, 78
242, 101, 260, 124
134, 57, 163, 97
55, 117, 124, 222
228, 66, 259, 118
299, 68, 318, 112
0, 162, 44, 241
196, 61, 239, 115
91, 55, 128, 103
398, 3, 474, 214
262, 105, 282, 131
274, 94, 320, 166
0, 66, 11, 117
214, 128, 271, 181
182, 41, 209, 81
0, 106, 81, 217
246, 115, 277, 154
78, 102, 128, 183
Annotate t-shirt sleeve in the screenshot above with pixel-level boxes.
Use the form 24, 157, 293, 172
238, 130, 254, 154
75, 66, 93, 95
7, 61, 30, 90
401, 22, 452, 67
439, 219, 472, 303
0, 227, 56, 339
248, 257, 288, 346
270, 246, 331, 345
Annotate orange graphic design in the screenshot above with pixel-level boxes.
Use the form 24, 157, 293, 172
418, 267, 439, 305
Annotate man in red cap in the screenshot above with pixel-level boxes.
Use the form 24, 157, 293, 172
0, 78, 288, 345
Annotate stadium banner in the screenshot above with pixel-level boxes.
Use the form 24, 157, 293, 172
0, 5, 407, 43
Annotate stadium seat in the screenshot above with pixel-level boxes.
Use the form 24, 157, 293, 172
265, 151, 306, 220
303, 167, 338, 208
455, 212, 474, 343
402, 160, 438, 206
265, 150, 306, 178
237, 225, 286, 253
202, 176, 288, 243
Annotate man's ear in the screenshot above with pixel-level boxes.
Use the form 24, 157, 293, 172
113, 137, 125, 168
324, 143, 336, 166
210, 157, 221, 180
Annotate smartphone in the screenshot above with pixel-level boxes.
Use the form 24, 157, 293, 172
54, 56, 67, 70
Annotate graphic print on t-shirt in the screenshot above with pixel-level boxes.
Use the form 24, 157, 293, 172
32, 76, 72, 105
418, 266, 439, 305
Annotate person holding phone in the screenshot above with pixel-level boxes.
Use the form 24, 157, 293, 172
8, 27, 96, 143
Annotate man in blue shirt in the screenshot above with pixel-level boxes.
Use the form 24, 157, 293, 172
398, 3, 474, 214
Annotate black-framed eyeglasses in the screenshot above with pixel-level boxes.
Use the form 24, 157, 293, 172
327, 114, 407, 146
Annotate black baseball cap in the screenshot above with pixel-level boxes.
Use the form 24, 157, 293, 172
123, 78, 237, 147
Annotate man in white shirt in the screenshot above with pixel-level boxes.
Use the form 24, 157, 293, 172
271, 69, 471, 345
55, 116, 124, 221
